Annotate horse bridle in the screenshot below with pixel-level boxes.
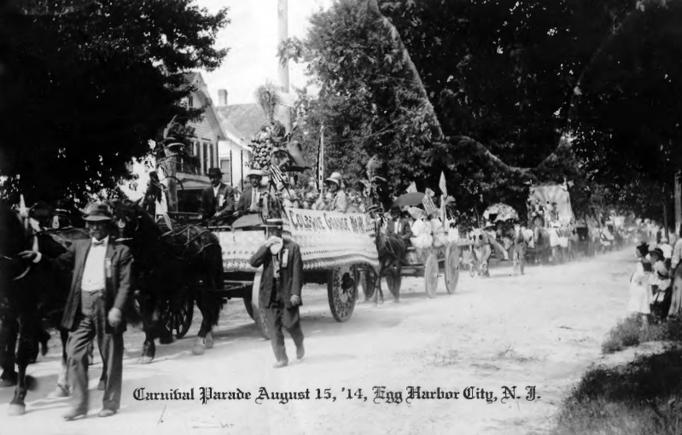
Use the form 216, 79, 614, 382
0, 255, 32, 281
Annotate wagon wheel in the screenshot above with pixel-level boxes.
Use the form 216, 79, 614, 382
444, 245, 460, 294
327, 265, 357, 322
243, 296, 254, 320
385, 264, 402, 300
162, 291, 194, 339
424, 250, 439, 298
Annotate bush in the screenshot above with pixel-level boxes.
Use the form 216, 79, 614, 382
601, 316, 643, 354
553, 348, 682, 434
601, 315, 682, 354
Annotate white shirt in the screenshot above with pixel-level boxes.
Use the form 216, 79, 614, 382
249, 188, 260, 212
81, 237, 109, 292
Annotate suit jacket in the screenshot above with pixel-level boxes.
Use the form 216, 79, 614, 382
50, 238, 133, 333
386, 217, 413, 241
201, 183, 235, 219
237, 186, 265, 214
249, 240, 303, 309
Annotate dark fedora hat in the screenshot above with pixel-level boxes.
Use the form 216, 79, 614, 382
207, 167, 223, 178
83, 202, 112, 222
29, 201, 53, 220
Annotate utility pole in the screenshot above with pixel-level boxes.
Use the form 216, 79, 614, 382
675, 170, 681, 237
277, 0, 290, 92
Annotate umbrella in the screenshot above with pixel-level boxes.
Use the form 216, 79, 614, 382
392, 192, 425, 208
483, 203, 518, 222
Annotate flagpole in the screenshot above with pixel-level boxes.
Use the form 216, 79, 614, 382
318, 124, 324, 191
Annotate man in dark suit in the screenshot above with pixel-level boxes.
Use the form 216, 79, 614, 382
235, 169, 266, 217
386, 206, 412, 243
249, 220, 304, 368
21, 202, 132, 420
201, 167, 235, 222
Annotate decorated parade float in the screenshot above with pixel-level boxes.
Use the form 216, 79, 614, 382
199, 121, 380, 339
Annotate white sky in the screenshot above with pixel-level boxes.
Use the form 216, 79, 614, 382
195, 0, 333, 105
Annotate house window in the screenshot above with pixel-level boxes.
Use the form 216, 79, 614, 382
220, 158, 231, 184
203, 143, 208, 172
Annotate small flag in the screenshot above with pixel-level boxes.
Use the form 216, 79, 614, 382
422, 194, 438, 216
269, 164, 286, 188
318, 124, 325, 190
406, 181, 417, 193
439, 171, 447, 196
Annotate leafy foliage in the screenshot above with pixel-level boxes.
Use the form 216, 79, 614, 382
283, 0, 439, 196
0, 0, 228, 202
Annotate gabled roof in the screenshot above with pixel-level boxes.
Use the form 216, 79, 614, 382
216, 104, 290, 145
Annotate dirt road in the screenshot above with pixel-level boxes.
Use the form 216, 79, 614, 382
1, 248, 634, 434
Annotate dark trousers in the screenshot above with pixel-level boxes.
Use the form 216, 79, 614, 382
266, 306, 303, 362
67, 291, 123, 412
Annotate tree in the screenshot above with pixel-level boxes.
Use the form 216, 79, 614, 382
286, 0, 681, 219
0, 0, 228, 202
282, 0, 440, 196
571, 1, 682, 221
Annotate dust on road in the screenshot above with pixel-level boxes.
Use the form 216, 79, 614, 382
1, 249, 634, 435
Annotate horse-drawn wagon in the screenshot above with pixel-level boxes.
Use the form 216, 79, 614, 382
396, 240, 462, 298
172, 208, 380, 339
371, 192, 462, 300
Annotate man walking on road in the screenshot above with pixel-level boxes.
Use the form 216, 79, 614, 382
21, 202, 133, 420
249, 219, 304, 368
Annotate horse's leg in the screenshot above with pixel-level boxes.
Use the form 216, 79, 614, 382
9, 315, 39, 416
139, 292, 157, 364
0, 315, 18, 387
51, 328, 70, 397
8, 361, 28, 415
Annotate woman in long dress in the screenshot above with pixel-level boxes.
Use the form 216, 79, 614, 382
627, 243, 651, 322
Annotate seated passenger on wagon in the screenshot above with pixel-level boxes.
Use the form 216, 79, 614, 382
200, 167, 235, 223
315, 172, 348, 213
235, 169, 267, 217
408, 207, 432, 251
386, 206, 412, 244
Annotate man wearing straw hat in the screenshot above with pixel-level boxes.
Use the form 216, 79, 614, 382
249, 219, 304, 368
320, 171, 348, 213
21, 202, 132, 420
235, 168, 267, 216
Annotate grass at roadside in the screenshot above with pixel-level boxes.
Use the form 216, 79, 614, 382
601, 315, 682, 354
552, 347, 682, 435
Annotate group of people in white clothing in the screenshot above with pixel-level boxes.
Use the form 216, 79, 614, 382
627, 228, 682, 324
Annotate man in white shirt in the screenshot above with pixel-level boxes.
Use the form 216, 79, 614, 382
22, 203, 132, 420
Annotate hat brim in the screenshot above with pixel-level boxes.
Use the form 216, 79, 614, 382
325, 178, 340, 185
83, 215, 112, 222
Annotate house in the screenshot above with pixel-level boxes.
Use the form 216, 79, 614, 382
172, 73, 252, 211
215, 89, 292, 189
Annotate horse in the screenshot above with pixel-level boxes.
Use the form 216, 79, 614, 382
0, 200, 93, 413
372, 216, 406, 303
0, 201, 66, 414
109, 200, 223, 361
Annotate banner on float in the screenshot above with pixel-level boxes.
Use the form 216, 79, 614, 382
217, 209, 379, 273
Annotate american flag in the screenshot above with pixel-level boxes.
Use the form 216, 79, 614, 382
269, 164, 286, 188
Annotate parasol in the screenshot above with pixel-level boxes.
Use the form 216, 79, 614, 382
483, 203, 519, 222
392, 192, 425, 208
